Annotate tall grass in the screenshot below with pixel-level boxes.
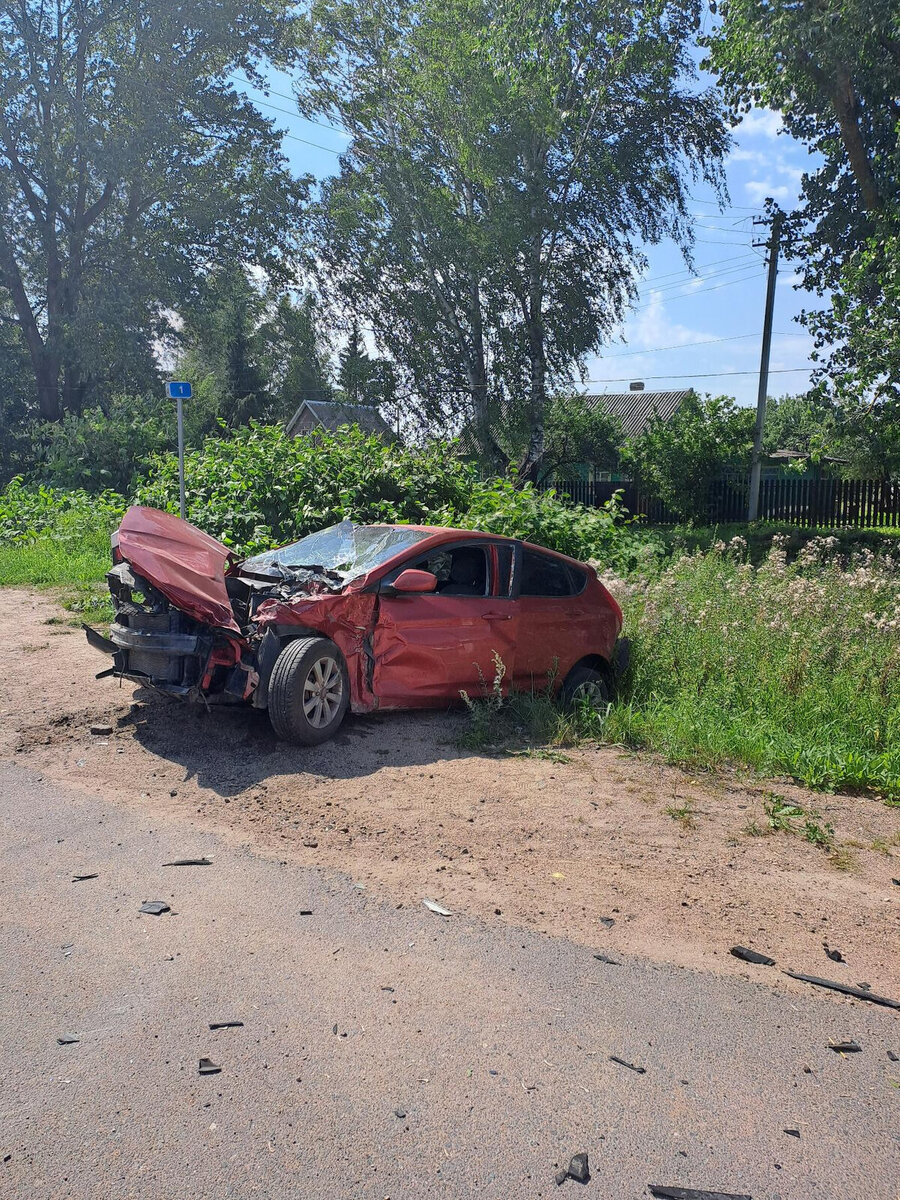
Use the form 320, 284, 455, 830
0, 478, 122, 586
604, 535, 900, 801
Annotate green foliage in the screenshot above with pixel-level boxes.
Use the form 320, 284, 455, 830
604, 535, 900, 801
706, 1, 900, 410
622, 392, 754, 521
37, 395, 176, 494
0, 308, 38, 485
298, 0, 729, 466
0, 1, 305, 421
177, 272, 337, 436
132, 423, 638, 563
440, 476, 633, 565
495, 391, 622, 483
0, 478, 125, 545
759, 793, 834, 847
458, 652, 603, 753
133, 424, 478, 553
0, 477, 125, 585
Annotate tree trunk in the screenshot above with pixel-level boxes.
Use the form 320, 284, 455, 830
831, 66, 883, 214
518, 219, 547, 484
518, 312, 547, 484
465, 274, 505, 470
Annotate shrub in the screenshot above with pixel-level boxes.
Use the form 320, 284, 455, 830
0, 477, 125, 585
621, 392, 754, 522
605, 535, 900, 800
37, 393, 176, 494
0, 477, 125, 546
134, 422, 639, 564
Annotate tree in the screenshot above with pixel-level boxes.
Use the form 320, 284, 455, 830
0, 0, 304, 421
0, 301, 38, 484
707, 1, 900, 408
621, 392, 754, 522
494, 391, 622, 483
762, 392, 843, 459
295, 0, 729, 476
261, 293, 334, 419
337, 319, 374, 405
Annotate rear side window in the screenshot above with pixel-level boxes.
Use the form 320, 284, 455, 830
519, 549, 584, 597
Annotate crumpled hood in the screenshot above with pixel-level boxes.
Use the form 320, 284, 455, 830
113, 506, 240, 633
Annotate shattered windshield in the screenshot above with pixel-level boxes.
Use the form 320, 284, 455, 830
240, 521, 433, 582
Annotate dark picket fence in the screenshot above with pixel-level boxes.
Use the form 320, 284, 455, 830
546, 476, 900, 529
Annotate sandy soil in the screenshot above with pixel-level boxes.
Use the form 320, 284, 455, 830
2, 586, 899, 997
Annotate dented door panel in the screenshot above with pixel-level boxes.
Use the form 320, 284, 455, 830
254, 592, 379, 713
370, 593, 519, 708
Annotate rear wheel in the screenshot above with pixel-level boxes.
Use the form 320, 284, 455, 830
268, 637, 349, 745
561, 663, 611, 711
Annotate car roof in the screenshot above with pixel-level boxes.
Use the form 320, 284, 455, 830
364, 523, 589, 571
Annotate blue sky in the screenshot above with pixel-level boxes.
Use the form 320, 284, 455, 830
237, 62, 818, 410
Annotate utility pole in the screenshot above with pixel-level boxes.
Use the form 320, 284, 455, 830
747, 206, 784, 522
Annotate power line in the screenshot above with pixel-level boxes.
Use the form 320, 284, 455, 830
640, 251, 757, 286
635, 263, 761, 305
632, 269, 762, 310
689, 193, 758, 212
584, 367, 811, 384
600, 331, 798, 358
229, 72, 352, 140
645, 259, 761, 294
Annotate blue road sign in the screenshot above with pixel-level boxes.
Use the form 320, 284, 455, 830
166, 381, 192, 400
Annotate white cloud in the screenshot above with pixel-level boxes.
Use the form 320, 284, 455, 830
624, 289, 709, 349
745, 179, 793, 204
737, 108, 783, 140
726, 147, 768, 168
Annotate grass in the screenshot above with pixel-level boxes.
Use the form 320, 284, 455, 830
0, 533, 110, 587
665, 801, 696, 829
602, 534, 900, 802
457, 652, 603, 753
4, 481, 900, 810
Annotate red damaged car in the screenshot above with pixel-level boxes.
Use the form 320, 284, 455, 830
84, 507, 625, 744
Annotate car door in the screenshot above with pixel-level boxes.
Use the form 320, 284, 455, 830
511, 545, 592, 693
371, 541, 519, 707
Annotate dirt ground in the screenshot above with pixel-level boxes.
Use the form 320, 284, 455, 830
2, 586, 899, 997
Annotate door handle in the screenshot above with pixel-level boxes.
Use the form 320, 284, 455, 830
484, 611, 513, 621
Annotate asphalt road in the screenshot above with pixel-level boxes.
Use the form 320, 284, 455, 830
1, 763, 898, 1200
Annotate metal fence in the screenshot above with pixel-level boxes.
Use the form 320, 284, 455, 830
546, 476, 900, 529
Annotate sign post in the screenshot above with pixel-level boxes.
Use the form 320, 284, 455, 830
165, 382, 192, 520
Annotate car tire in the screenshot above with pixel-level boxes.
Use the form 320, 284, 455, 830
561, 663, 611, 711
268, 637, 350, 745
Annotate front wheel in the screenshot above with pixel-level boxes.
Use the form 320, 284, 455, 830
561, 663, 611, 711
268, 637, 349, 745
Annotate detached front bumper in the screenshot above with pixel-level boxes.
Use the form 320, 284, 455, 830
84, 616, 213, 697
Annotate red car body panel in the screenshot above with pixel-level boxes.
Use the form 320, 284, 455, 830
371, 591, 519, 707
98, 510, 623, 716
253, 591, 379, 713
114, 506, 241, 634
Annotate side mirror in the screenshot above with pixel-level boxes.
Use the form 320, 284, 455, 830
392, 568, 438, 594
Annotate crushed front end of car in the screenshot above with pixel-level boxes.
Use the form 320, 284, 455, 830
92, 560, 257, 701
82, 509, 423, 716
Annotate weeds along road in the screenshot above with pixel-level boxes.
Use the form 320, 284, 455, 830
2, 763, 899, 1200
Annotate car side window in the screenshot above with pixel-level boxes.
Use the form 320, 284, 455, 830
519, 549, 583, 597
495, 544, 514, 597
388, 546, 490, 597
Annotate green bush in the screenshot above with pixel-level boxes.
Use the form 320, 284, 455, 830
605, 535, 900, 800
0, 477, 125, 545
0, 477, 125, 585
38, 393, 176, 494
133, 422, 638, 563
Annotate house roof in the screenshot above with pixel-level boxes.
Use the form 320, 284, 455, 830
285, 399, 393, 439
583, 389, 691, 439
